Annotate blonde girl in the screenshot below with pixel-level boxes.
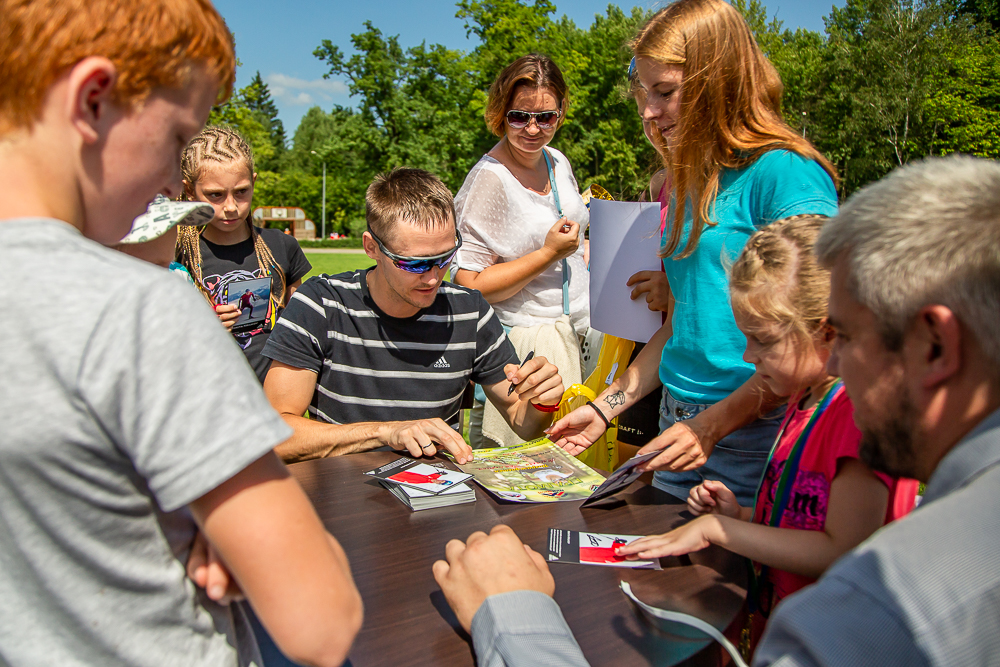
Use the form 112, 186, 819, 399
617, 216, 918, 654
549, 0, 839, 506
176, 126, 311, 382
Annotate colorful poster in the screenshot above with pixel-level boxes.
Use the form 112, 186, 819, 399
455, 438, 605, 502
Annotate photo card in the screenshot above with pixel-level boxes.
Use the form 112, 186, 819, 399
226, 276, 271, 332
365, 458, 473, 495
547, 528, 662, 570
581, 450, 661, 507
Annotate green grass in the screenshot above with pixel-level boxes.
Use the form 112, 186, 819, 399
303, 252, 374, 280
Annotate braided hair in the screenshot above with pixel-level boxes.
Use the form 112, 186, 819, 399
175, 126, 288, 308
729, 215, 830, 354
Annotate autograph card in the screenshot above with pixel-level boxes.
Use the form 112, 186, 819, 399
547, 529, 661, 570
365, 458, 472, 495
581, 450, 661, 507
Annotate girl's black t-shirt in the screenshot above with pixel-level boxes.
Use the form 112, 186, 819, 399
199, 226, 311, 383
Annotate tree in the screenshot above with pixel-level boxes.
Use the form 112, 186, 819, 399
243, 71, 287, 162
957, 0, 1000, 29
314, 22, 485, 191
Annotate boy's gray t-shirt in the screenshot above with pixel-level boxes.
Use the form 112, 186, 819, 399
0, 219, 291, 666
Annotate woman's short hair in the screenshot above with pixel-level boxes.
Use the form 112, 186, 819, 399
484, 54, 568, 137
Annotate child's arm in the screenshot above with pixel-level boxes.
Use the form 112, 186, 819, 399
618, 459, 888, 579
687, 480, 753, 521
189, 451, 363, 667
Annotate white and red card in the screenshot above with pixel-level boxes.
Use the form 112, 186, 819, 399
547, 528, 661, 570
365, 458, 473, 495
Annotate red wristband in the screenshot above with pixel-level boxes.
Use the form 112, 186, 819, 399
531, 402, 561, 413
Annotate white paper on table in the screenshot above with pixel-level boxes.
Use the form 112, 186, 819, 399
588, 199, 664, 343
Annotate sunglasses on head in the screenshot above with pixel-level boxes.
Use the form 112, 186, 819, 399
627, 57, 637, 83
367, 226, 463, 274
505, 109, 561, 129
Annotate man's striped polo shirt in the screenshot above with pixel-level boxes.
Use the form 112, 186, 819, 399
261, 269, 517, 428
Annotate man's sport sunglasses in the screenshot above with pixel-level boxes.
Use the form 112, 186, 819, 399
367, 226, 463, 274
505, 109, 562, 129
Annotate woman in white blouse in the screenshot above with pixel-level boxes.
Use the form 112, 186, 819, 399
454, 54, 590, 447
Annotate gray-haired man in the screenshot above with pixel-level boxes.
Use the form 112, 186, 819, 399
433, 155, 1000, 667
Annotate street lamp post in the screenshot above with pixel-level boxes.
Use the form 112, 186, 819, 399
310, 150, 327, 239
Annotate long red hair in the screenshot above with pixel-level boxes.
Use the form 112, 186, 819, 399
632, 0, 838, 259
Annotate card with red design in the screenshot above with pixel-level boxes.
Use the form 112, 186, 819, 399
546, 529, 661, 569
365, 458, 472, 495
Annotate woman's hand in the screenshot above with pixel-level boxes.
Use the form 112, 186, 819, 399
546, 403, 608, 455
615, 515, 720, 561
215, 303, 241, 331
627, 271, 671, 313
542, 218, 580, 261
636, 415, 717, 473
688, 480, 742, 519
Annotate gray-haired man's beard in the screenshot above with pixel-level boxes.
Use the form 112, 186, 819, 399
858, 392, 920, 479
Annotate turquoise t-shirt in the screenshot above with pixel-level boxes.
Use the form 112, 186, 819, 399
659, 150, 838, 404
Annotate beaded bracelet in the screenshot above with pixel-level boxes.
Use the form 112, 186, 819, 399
586, 400, 612, 430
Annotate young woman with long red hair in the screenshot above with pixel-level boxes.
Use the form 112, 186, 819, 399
549, 0, 840, 506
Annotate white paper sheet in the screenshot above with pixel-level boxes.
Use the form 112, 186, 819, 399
588, 200, 664, 343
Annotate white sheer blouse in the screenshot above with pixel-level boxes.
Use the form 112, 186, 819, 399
454, 148, 590, 333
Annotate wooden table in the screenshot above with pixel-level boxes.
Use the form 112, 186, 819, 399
291, 452, 747, 667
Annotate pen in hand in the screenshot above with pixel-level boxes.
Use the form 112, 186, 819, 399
507, 351, 535, 396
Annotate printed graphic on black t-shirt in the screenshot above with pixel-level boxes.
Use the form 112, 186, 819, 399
198, 225, 311, 383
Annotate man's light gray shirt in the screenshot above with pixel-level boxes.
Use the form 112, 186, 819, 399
471, 408, 1000, 667
755, 407, 1000, 666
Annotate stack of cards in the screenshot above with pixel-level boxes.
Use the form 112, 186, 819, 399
365, 459, 476, 511
547, 528, 662, 570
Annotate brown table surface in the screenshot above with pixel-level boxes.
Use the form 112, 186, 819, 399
291, 451, 747, 667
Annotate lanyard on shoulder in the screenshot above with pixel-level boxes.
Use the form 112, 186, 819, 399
542, 149, 570, 317
746, 379, 843, 615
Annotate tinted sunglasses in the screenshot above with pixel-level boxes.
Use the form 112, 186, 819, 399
367, 226, 463, 274
505, 109, 561, 129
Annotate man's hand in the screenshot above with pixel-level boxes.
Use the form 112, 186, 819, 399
636, 416, 716, 473
383, 418, 474, 464
546, 404, 608, 455
187, 530, 242, 605
615, 515, 720, 561
504, 355, 564, 408
214, 303, 240, 332
432, 525, 555, 632
688, 480, 742, 519
626, 271, 671, 313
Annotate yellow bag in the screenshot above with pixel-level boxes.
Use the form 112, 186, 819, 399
554, 334, 635, 472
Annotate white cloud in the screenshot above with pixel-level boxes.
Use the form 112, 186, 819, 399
264, 73, 350, 108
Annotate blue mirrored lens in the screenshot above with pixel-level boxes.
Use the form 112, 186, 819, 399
395, 250, 457, 274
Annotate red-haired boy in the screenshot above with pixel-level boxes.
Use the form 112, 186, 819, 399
0, 1, 362, 665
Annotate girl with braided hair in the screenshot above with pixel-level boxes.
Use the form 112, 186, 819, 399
616, 215, 918, 657
176, 126, 311, 383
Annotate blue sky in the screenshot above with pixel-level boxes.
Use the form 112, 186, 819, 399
212, 0, 843, 134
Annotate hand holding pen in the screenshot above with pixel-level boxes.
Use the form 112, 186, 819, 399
501, 351, 564, 412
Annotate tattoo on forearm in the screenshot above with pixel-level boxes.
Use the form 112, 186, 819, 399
604, 391, 625, 411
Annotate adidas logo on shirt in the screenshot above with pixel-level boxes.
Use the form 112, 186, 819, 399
433, 356, 451, 369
